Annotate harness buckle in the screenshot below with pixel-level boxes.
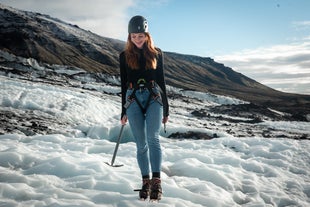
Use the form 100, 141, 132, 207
137, 78, 146, 85
137, 78, 146, 90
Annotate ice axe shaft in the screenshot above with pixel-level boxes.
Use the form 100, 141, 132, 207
106, 125, 125, 167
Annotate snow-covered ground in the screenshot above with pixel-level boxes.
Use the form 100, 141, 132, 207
1, 53, 310, 206
1, 132, 309, 207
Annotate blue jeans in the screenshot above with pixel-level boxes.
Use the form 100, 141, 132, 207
126, 87, 163, 177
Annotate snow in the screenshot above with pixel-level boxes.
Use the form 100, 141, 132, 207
0, 133, 309, 206
1, 61, 310, 206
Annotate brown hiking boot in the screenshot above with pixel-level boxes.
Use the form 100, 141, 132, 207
150, 177, 162, 200
139, 178, 150, 200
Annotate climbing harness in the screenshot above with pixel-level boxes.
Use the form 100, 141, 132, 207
124, 79, 162, 114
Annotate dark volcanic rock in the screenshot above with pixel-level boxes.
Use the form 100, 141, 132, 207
168, 131, 215, 140
0, 108, 68, 136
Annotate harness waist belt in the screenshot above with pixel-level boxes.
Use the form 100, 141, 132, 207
129, 80, 155, 89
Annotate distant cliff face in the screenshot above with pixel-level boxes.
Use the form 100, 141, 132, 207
1, 3, 309, 116
0, 4, 123, 74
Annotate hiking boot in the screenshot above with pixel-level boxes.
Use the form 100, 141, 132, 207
139, 178, 150, 200
150, 177, 162, 200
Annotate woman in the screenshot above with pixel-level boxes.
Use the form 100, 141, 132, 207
119, 15, 169, 200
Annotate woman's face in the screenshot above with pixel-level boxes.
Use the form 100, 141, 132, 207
130, 33, 147, 49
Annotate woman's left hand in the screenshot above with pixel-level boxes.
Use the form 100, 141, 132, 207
162, 116, 168, 124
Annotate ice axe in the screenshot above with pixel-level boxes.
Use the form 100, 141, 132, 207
105, 124, 125, 167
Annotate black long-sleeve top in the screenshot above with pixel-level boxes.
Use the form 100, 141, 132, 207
119, 48, 169, 119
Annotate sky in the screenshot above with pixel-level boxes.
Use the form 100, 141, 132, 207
1, 0, 310, 95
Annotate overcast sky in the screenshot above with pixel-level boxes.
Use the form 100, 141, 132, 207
1, 0, 310, 95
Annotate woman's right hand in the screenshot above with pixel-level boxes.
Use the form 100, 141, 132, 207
121, 115, 128, 125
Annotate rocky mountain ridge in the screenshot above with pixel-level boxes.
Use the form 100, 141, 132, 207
1, 3, 310, 118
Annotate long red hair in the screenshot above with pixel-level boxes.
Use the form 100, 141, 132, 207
125, 32, 158, 70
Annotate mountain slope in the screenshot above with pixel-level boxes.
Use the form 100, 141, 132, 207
0, 4, 123, 74
164, 53, 310, 116
0, 3, 309, 116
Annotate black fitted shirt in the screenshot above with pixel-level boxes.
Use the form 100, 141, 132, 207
119, 48, 169, 118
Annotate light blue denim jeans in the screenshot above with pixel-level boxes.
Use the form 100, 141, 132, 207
126, 87, 163, 177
